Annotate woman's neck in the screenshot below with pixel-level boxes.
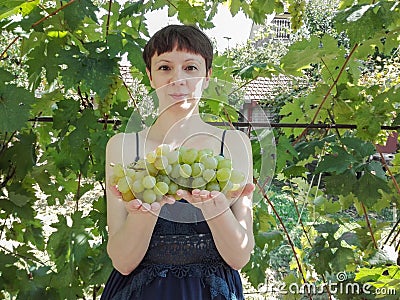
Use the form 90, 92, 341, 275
146, 108, 206, 146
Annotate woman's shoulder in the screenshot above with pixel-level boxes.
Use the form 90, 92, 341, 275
220, 127, 251, 145
107, 130, 146, 147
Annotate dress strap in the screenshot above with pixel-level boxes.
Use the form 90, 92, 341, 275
134, 132, 140, 162
219, 130, 227, 157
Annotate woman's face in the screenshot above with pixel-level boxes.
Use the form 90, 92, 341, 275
146, 48, 211, 109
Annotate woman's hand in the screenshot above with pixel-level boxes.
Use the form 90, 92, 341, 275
176, 183, 254, 219
124, 196, 176, 215
109, 185, 175, 215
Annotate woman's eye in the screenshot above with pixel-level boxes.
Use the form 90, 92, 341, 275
158, 65, 170, 71
186, 65, 198, 71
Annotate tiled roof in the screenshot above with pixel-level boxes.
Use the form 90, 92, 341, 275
244, 75, 293, 103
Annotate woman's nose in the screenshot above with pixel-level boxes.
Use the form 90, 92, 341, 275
170, 69, 186, 85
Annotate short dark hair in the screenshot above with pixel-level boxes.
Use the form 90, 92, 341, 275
143, 25, 213, 73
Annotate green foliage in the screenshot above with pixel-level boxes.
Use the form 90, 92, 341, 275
1, 0, 399, 299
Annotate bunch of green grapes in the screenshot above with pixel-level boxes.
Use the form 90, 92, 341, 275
98, 76, 123, 115
109, 144, 246, 204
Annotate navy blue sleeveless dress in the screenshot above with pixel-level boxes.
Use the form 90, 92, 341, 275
101, 131, 244, 300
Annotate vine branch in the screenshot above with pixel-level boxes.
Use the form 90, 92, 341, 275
0, 244, 47, 266
0, 36, 20, 60
361, 202, 378, 249
106, 0, 113, 37
75, 172, 82, 212
293, 43, 359, 145
31, 0, 77, 28
254, 180, 312, 299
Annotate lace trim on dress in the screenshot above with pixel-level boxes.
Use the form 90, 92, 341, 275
111, 259, 236, 300
144, 233, 219, 265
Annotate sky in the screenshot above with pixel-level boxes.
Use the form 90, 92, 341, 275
144, 4, 254, 53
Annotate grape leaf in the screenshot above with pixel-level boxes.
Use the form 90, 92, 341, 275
315, 147, 356, 174
331, 246, 355, 272
0, 68, 15, 83
354, 172, 389, 208
0, 84, 34, 132
281, 35, 341, 76
325, 172, 356, 196
255, 230, 283, 250
0, 0, 39, 20
119, 0, 144, 19
52, 99, 80, 131
63, 0, 98, 31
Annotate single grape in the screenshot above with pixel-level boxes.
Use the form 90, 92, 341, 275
206, 181, 220, 192
179, 164, 192, 178
200, 155, 218, 170
112, 163, 124, 178
146, 151, 157, 163
191, 162, 204, 177
156, 144, 171, 156
197, 148, 213, 162
125, 168, 136, 179
109, 174, 119, 186
157, 174, 171, 185
135, 170, 147, 180
154, 155, 169, 170
122, 190, 135, 201
166, 150, 179, 164
220, 180, 233, 192
230, 169, 245, 184
216, 168, 231, 182
132, 180, 144, 193
117, 177, 130, 193
142, 175, 156, 189
192, 177, 207, 189
159, 164, 172, 175
168, 182, 179, 195
143, 189, 157, 203
202, 169, 216, 182
146, 162, 158, 176
175, 177, 190, 188
217, 158, 232, 169
170, 163, 181, 178
182, 148, 198, 164
154, 181, 169, 195
178, 146, 189, 162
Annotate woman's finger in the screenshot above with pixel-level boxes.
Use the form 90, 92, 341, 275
125, 198, 142, 210
160, 195, 176, 205
110, 185, 122, 197
150, 201, 161, 212
176, 189, 192, 200
140, 202, 152, 212
226, 183, 255, 199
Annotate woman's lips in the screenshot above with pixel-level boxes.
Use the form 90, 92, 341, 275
169, 93, 189, 101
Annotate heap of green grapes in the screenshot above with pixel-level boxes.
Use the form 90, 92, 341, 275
109, 144, 246, 203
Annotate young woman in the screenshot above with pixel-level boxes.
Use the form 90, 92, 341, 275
101, 24, 255, 300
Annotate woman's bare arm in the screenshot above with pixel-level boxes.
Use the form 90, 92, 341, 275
178, 130, 255, 270
105, 133, 160, 275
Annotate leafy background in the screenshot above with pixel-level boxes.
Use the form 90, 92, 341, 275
0, 0, 399, 299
